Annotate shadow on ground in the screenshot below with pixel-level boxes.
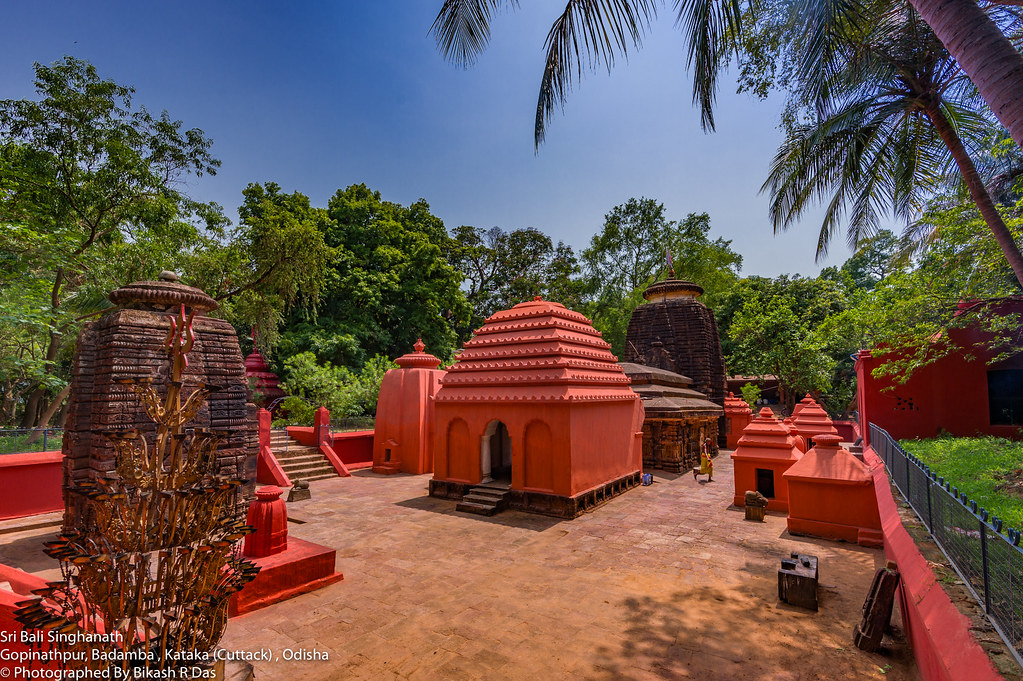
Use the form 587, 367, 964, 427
393, 495, 564, 532
587, 581, 916, 681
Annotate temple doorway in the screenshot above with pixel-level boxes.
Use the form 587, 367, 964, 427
481, 420, 512, 484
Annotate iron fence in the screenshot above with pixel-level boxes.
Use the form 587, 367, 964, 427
0, 428, 64, 455
330, 416, 375, 433
870, 423, 1023, 668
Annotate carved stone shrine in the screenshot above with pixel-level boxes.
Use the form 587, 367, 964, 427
624, 277, 727, 447
619, 362, 721, 473
63, 272, 257, 523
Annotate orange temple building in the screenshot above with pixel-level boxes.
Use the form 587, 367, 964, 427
429, 297, 645, 518
372, 340, 445, 475
731, 408, 803, 512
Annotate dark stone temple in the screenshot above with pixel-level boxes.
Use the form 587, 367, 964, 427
619, 363, 723, 472
624, 277, 728, 447
63, 272, 257, 522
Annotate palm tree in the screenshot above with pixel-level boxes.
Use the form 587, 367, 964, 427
431, 0, 1023, 149
430, 0, 742, 147
907, 0, 1023, 150
761, 1, 1023, 286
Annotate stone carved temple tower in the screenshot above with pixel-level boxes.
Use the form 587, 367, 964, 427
63, 272, 257, 522
624, 277, 728, 447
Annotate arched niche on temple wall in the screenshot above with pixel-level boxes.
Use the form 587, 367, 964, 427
522, 420, 554, 492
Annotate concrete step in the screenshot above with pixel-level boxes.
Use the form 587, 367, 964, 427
282, 461, 336, 476
273, 447, 322, 459
462, 492, 504, 505
273, 453, 324, 466
455, 501, 499, 516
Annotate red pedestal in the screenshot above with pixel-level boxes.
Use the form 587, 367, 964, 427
244, 486, 288, 557
229, 538, 343, 616
731, 408, 803, 512
784, 434, 882, 547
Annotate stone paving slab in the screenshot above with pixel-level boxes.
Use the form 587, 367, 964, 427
0, 454, 918, 680
221, 454, 918, 680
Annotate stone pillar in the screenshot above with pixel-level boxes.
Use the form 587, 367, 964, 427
661, 421, 684, 473
258, 408, 271, 450
243, 486, 288, 558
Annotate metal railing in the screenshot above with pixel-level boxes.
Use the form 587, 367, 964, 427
870, 423, 1023, 669
330, 416, 375, 433
0, 428, 64, 455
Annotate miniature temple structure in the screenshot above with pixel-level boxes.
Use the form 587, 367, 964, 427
619, 363, 722, 473
624, 277, 728, 447
244, 335, 286, 409
63, 272, 257, 522
723, 392, 753, 449
372, 339, 445, 475
791, 395, 839, 448
731, 407, 803, 512
430, 297, 644, 518
784, 434, 883, 547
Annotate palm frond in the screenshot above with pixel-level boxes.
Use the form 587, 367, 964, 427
673, 0, 743, 131
535, 0, 657, 148
430, 0, 519, 68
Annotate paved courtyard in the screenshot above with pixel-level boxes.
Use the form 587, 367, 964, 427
0, 453, 918, 680
222, 452, 917, 681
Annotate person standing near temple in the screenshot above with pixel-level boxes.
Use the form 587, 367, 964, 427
694, 437, 714, 482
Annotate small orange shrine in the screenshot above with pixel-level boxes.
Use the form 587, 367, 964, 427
791, 395, 839, 447
731, 408, 803, 512
430, 297, 645, 518
372, 340, 445, 475
784, 434, 883, 547
723, 392, 753, 449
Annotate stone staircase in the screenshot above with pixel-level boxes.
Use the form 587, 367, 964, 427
269, 430, 338, 483
455, 484, 512, 516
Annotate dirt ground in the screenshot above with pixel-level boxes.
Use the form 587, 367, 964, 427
1, 453, 919, 680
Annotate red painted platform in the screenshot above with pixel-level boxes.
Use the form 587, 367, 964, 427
229, 538, 343, 616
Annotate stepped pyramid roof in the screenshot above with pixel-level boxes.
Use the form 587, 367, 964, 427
436, 297, 637, 403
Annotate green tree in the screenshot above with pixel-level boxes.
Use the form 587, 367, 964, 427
277, 184, 469, 368
430, 0, 1023, 155
760, 1, 1023, 286
183, 182, 335, 352
840, 197, 1022, 382
582, 198, 741, 357
447, 225, 590, 333
0, 57, 223, 427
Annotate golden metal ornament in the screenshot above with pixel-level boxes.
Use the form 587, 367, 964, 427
15, 304, 258, 675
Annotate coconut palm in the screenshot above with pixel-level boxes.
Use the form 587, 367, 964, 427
430, 0, 743, 147
431, 0, 1023, 150
761, 0, 1023, 286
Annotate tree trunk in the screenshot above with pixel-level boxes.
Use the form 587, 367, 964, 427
923, 100, 1023, 287
912, 0, 1023, 149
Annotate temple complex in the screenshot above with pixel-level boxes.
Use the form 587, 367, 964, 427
372, 340, 445, 475
430, 297, 644, 518
624, 277, 727, 447
619, 362, 721, 473
62, 273, 257, 521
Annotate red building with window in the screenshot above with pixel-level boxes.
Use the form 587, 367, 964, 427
856, 297, 1023, 444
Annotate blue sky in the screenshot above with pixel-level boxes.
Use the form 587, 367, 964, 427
1, 1, 856, 278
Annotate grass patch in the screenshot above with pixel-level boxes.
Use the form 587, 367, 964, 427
900, 435, 1023, 530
